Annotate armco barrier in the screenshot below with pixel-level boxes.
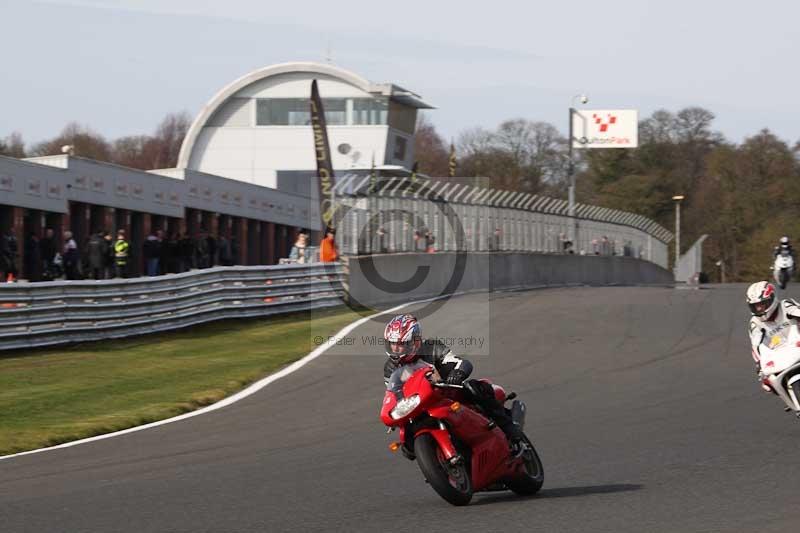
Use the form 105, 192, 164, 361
0, 264, 344, 351
0, 254, 673, 351
344, 252, 674, 308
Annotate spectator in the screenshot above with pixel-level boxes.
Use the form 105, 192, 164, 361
40, 227, 56, 278
413, 230, 423, 252
600, 235, 611, 256
23, 232, 41, 281
320, 227, 338, 262
178, 233, 194, 272
1, 227, 19, 282
488, 227, 502, 251
230, 235, 240, 265
207, 232, 217, 267
218, 233, 233, 266
0, 228, 16, 282
113, 229, 130, 278
163, 233, 178, 273
143, 231, 160, 276
86, 231, 108, 280
289, 233, 309, 264
561, 233, 574, 254
156, 230, 170, 274
424, 229, 436, 253
377, 226, 388, 253
63, 230, 80, 280
195, 231, 209, 268
103, 232, 115, 279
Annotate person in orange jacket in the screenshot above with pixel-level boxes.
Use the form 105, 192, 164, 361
320, 227, 338, 262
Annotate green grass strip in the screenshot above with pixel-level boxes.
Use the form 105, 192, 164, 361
0, 307, 368, 455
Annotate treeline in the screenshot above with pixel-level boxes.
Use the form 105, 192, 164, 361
415, 108, 800, 282
0, 112, 191, 170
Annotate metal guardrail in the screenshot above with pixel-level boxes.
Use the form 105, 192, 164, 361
0, 263, 344, 351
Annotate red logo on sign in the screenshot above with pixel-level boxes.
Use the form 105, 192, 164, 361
593, 113, 617, 132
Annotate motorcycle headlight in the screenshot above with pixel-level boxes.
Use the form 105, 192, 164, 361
390, 394, 420, 420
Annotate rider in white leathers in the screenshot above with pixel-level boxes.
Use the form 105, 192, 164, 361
773, 236, 795, 259
747, 281, 800, 388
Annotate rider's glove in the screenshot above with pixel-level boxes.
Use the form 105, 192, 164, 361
445, 369, 467, 385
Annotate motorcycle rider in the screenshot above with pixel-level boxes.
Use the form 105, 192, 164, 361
746, 281, 800, 390
773, 236, 795, 259
382, 314, 524, 453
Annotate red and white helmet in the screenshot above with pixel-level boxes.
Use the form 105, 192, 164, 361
384, 314, 421, 364
746, 281, 778, 319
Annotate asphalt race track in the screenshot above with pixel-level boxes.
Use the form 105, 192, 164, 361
3, 284, 800, 532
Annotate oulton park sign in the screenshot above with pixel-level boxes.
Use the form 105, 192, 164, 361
571, 109, 638, 149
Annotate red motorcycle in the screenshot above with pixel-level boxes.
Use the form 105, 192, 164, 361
380, 362, 544, 505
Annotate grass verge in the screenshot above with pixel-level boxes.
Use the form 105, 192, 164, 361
0, 306, 369, 456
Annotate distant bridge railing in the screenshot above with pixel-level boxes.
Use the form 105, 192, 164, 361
0, 263, 344, 351
332, 175, 672, 269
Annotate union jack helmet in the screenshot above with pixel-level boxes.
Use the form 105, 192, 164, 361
746, 281, 777, 318
384, 314, 422, 364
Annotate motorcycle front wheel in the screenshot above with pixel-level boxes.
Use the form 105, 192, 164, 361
414, 433, 473, 506
506, 434, 544, 495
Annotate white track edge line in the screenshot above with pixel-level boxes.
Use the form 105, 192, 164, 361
0, 294, 453, 461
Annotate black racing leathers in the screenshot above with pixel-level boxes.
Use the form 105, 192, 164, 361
383, 339, 472, 385
383, 339, 522, 443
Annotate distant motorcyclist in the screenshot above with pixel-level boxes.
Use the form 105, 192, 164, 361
382, 314, 524, 452
746, 281, 800, 389
773, 236, 794, 259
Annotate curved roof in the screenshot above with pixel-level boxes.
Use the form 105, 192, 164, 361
178, 62, 428, 169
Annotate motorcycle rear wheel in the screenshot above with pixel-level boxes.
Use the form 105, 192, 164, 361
506, 434, 544, 495
414, 433, 473, 506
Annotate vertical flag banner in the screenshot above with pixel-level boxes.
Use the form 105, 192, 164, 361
448, 142, 457, 177
310, 80, 336, 230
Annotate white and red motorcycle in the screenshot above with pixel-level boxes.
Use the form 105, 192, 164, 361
758, 323, 800, 416
773, 250, 794, 290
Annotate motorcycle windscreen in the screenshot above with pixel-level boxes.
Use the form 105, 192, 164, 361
386, 360, 432, 394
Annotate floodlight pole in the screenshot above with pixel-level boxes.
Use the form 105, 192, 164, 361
568, 106, 575, 221
567, 95, 586, 246
672, 195, 685, 272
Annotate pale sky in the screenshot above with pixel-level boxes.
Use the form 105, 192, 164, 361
2, 0, 798, 146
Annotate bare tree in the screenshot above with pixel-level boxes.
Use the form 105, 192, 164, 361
639, 109, 676, 144
31, 122, 112, 161
456, 119, 567, 193
0, 132, 26, 158
150, 112, 192, 169
111, 135, 153, 169
413, 114, 450, 176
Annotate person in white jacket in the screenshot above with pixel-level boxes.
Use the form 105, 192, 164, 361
746, 281, 800, 390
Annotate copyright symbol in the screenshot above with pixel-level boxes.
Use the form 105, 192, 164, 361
313, 336, 324, 345
321, 175, 467, 321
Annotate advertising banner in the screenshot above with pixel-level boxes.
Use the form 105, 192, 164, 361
571, 109, 638, 149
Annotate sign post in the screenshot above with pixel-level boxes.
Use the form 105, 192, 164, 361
568, 108, 638, 249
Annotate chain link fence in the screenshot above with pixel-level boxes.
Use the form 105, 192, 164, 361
331, 175, 672, 269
